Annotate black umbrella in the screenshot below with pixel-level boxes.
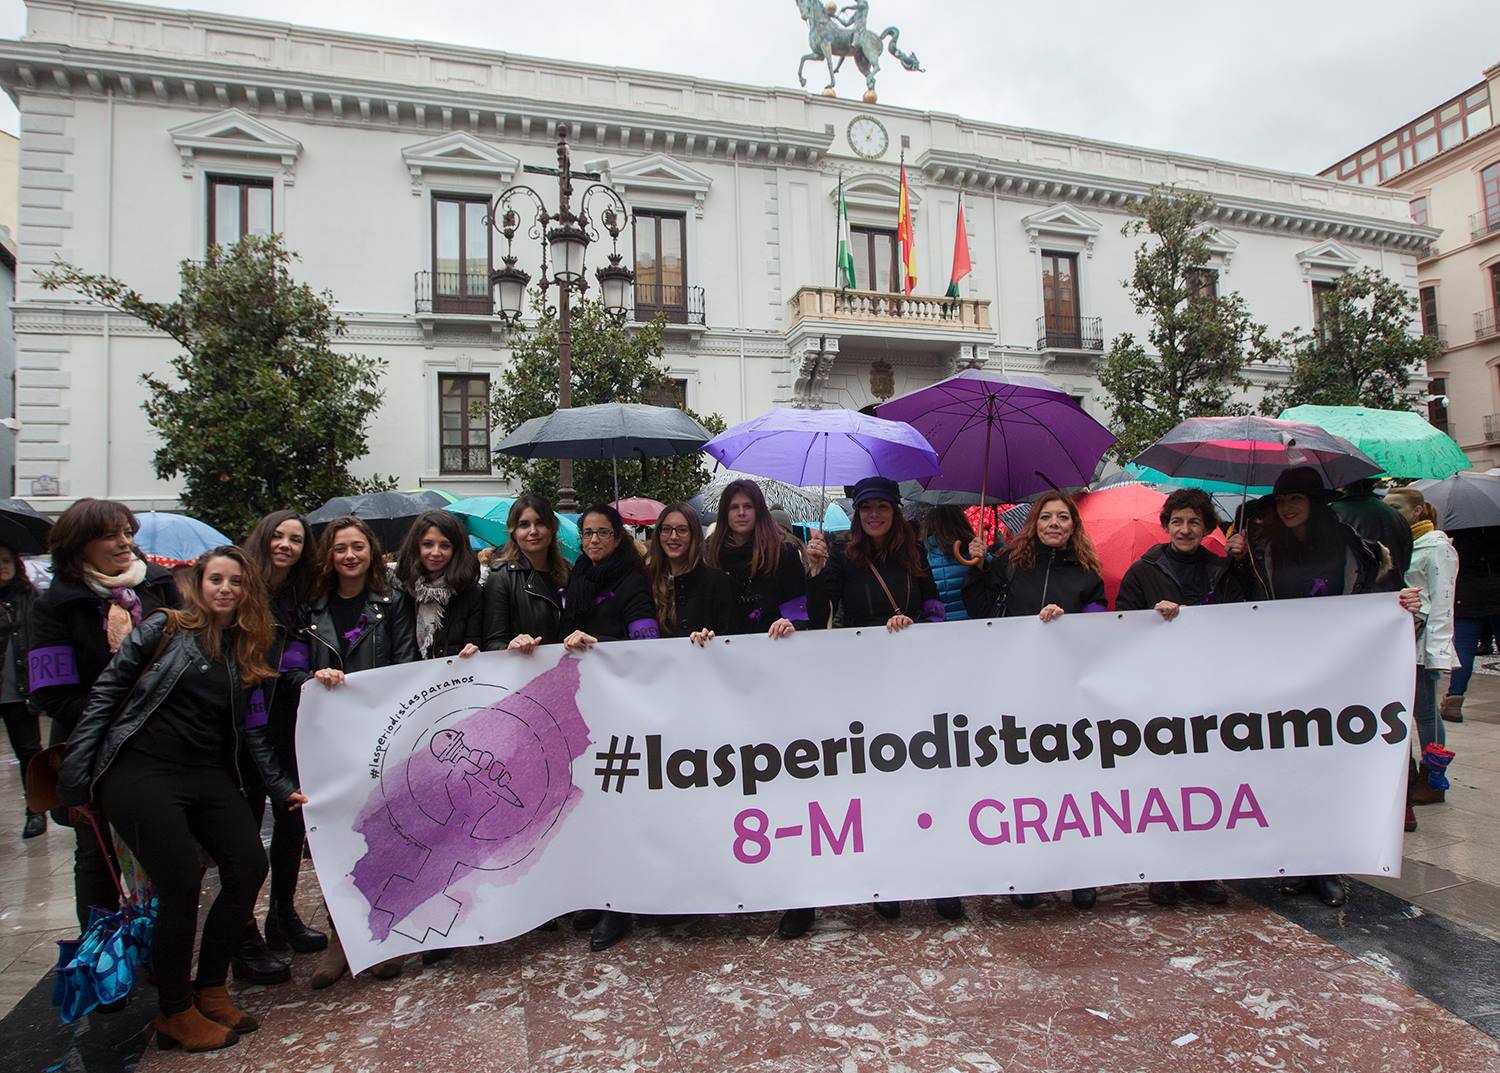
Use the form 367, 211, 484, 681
494, 403, 712, 501
307, 490, 449, 551
0, 498, 53, 555
1410, 472, 1500, 531
1132, 416, 1381, 492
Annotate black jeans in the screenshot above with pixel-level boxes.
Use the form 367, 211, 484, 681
248, 787, 308, 908
1, 701, 41, 808
49, 719, 121, 930
101, 750, 267, 1015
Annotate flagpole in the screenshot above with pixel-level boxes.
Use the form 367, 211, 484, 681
835, 169, 843, 291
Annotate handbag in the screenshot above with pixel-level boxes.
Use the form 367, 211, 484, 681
25, 620, 177, 816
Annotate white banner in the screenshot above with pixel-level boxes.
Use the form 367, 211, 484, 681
299, 594, 1415, 973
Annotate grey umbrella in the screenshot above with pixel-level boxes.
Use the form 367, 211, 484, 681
494, 403, 712, 501
1411, 472, 1500, 531
308, 490, 449, 550
700, 469, 827, 525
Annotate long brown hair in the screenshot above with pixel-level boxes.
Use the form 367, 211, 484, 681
315, 516, 388, 597
646, 502, 705, 632
395, 510, 480, 592
498, 494, 571, 582
165, 546, 276, 687
1005, 491, 1102, 574
243, 510, 318, 605
706, 479, 783, 577
844, 497, 926, 574
918, 505, 975, 554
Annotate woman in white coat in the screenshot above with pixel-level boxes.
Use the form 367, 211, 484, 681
1386, 488, 1458, 803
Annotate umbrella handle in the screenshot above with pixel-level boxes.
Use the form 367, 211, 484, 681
953, 539, 983, 568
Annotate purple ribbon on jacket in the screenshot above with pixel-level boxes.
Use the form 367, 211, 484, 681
778, 596, 808, 623
595, 591, 616, 606
28, 645, 80, 689
1310, 578, 1329, 597
244, 687, 269, 730
343, 612, 369, 648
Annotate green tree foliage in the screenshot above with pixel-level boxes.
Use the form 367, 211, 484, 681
1259, 268, 1439, 414
1096, 186, 1275, 464
38, 235, 391, 538
489, 293, 725, 506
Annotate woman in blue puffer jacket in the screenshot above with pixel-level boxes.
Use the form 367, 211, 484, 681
919, 506, 975, 621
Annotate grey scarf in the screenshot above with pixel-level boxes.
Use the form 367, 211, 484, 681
411, 575, 453, 658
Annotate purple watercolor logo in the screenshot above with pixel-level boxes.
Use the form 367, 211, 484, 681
349, 657, 590, 943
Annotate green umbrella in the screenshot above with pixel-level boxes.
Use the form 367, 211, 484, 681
445, 496, 581, 562
1124, 463, 1271, 496
1278, 405, 1468, 480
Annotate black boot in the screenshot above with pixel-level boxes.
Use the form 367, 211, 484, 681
1010, 893, 1037, 908
231, 922, 291, 986
572, 909, 602, 930
1279, 876, 1310, 898
872, 901, 901, 920
1182, 880, 1228, 905
421, 948, 454, 966
931, 898, 963, 920
776, 907, 815, 940
1147, 882, 1179, 907
1071, 887, 1097, 909
589, 910, 632, 952
265, 900, 328, 954
1311, 875, 1346, 908
22, 811, 46, 839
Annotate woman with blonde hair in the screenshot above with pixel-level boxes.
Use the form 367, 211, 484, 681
962, 489, 1107, 910
58, 547, 300, 1052
1386, 486, 1459, 803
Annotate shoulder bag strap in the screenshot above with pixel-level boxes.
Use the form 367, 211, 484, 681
867, 563, 904, 616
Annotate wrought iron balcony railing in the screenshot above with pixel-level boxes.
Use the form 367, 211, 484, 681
414, 270, 492, 316
1036, 316, 1104, 352
1423, 323, 1448, 348
1470, 210, 1500, 242
633, 283, 706, 325
1477, 308, 1500, 340
1485, 414, 1500, 442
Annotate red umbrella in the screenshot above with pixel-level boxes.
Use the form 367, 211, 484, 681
1076, 485, 1226, 609
611, 497, 667, 526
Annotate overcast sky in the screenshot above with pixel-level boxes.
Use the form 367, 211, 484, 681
0, 0, 1495, 175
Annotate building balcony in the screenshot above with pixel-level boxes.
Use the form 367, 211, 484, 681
1036, 316, 1104, 352
632, 283, 705, 327
1423, 323, 1448, 349
1477, 308, 1500, 341
1484, 414, 1500, 443
1471, 210, 1500, 242
414, 270, 492, 316
787, 286, 992, 333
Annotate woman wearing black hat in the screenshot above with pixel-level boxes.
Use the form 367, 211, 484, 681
961, 489, 1108, 910
798, 476, 953, 936
1225, 466, 1420, 907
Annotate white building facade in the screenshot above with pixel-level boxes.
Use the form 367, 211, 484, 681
0, 0, 1438, 513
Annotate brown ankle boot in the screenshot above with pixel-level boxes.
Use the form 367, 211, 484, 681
154, 1006, 239, 1052
310, 932, 348, 990
1411, 781, 1446, 805
194, 985, 259, 1033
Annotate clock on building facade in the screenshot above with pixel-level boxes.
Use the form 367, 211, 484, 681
847, 115, 889, 159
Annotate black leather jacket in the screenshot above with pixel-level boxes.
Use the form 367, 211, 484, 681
56, 613, 295, 806
0, 583, 38, 707
303, 588, 418, 673
482, 559, 565, 649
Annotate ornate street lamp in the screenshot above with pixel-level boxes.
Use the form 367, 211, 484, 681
487, 124, 634, 510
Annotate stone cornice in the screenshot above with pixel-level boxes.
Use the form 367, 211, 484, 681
917, 148, 1439, 254
0, 40, 835, 166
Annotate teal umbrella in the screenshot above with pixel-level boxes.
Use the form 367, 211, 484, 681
1124, 463, 1271, 496
1278, 405, 1468, 480
445, 496, 581, 562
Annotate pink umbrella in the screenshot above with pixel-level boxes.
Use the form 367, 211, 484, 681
1075, 485, 1226, 609
611, 498, 667, 526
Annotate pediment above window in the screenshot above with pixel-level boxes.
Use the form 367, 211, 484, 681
1022, 203, 1101, 252
169, 109, 302, 183
611, 153, 712, 216
1296, 239, 1361, 277
1198, 227, 1239, 270
401, 132, 519, 194
831, 172, 922, 215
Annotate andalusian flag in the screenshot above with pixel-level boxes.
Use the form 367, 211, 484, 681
946, 194, 971, 298
897, 156, 917, 295
836, 172, 856, 289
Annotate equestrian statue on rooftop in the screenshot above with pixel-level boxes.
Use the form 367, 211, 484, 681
794, 0, 925, 104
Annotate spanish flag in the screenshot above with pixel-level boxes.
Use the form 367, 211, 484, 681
897, 156, 917, 295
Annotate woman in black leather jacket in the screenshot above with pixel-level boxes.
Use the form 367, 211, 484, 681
58, 547, 297, 1054
301, 516, 418, 987
394, 510, 482, 660
481, 494, 570, 654
0, 542, 43, 839
28, 498, 180, 931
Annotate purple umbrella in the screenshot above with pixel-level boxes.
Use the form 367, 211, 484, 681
703, 407, 940, 487
876, 369, 1116, 508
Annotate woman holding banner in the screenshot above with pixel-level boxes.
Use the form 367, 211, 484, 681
242, 510, 327, 968
562, 503, 659, 952
706, 479, 809, 634
1225, 467, 1419, 907
303, 516, 420, 986
962, 489, 1107, 910
647, 502, 739, 642
481, 494, 570, 653
58, 547, 300, 1053
799, 476, 956, 934
394, 510, 483, 661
